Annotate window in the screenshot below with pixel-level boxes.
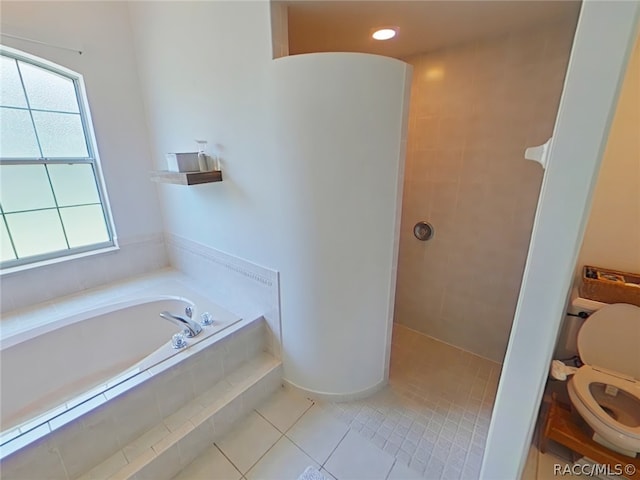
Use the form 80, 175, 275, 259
0, 47, 115, 270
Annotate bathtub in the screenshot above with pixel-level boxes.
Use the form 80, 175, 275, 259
0, 280, 241, 444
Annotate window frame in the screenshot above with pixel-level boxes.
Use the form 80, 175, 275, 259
0, 45, 118, 273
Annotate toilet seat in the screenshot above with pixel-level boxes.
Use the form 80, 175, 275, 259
570, 365, 640, 440
566, 303, 640, 455
577, 303, 640, 381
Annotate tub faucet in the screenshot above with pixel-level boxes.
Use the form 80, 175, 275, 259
159, 311, 202, 337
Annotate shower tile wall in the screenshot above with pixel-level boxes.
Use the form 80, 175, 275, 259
395, 18, 577, 362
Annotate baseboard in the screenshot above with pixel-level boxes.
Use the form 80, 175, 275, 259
283, 378, 387, 403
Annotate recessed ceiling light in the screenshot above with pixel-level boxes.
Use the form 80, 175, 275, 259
372, 28, 398, 41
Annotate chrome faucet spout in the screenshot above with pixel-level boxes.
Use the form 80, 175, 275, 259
159, 311, 202, 337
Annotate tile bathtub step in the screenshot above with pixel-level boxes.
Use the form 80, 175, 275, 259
78, 353, 282, 480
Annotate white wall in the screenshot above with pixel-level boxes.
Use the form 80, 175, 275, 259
576, 32, 640, 276
128, 2, 410, 396
480, 3, 640, 479
0, 2, 166, 312
128, 1, 277, 262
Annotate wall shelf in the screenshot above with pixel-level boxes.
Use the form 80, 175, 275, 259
150, 170, 222, 186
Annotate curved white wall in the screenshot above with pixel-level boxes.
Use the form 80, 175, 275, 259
272, 53, 411, 395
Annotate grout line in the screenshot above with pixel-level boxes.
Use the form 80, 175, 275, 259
55, 446, 71, 480
226, 411, 286, 477
253, 398, 315, 437
213, 442, 245, 477
385, 458, 398, 480
321, 428, 350, 470
244, 431, 284, 477
282, 407, 341, 468
282, 401, 316, 435
252, 408, 278, 431
283, 431, 327, 472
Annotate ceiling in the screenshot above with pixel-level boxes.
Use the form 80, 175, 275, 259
287, 1, 581, 59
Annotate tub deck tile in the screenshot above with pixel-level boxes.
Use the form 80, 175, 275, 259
77, 450, 128, 480
0, 427, 21, 445
152, 421, 194, 456
194, 379, 234, 410
108, 448, 155, 480
104, 371, 151, 401
163, 401, 205, 433
124, 423, 171, 463
107, 358, 281, 479
72, 330, 281, 480
134, 442, 181, 480
67, 384, 111, 408
0, 423, 51, 459
18, 405, 67, 435
50, 394, 108, 431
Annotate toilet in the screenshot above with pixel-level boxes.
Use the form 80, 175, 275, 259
566, 303, 640, 457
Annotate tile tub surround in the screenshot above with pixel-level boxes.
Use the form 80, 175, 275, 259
175, 324, 500, 480
0, 271, 275, 479
0, 233, 168, 315
0, 269, 237, 346
0, 318, 277, 480
80, 354, 282, 480
166, 233, 281, 359
395, 17, 577, 362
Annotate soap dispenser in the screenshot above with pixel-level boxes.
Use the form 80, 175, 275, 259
196, 140, 209, 172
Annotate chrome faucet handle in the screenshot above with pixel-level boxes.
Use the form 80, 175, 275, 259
200, 312, 214, 326
185, 306, 193, 319
160, 311, 202, 337
172, 332, 187, 349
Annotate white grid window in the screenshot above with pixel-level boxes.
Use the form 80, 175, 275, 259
0, 48, 115, 269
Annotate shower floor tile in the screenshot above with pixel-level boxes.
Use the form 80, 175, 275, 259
322, 323, 502, 479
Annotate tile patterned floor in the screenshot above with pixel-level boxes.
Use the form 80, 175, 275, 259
174, 323, 502, 480
323, 324, 502, 479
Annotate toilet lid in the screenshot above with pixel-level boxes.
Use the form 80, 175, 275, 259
577, 303, 640, 380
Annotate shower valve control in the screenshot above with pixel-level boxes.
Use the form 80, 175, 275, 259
413, 221, 435, 241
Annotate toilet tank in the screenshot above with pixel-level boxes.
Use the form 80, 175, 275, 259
554, 290, 608, 360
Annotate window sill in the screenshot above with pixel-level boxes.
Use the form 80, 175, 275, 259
0, 244, 120, 277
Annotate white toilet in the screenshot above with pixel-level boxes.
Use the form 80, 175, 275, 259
566, 303, 640, 457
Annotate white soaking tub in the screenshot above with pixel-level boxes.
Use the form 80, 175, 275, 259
0, 273, 242, 449
0, 297, 193, 431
